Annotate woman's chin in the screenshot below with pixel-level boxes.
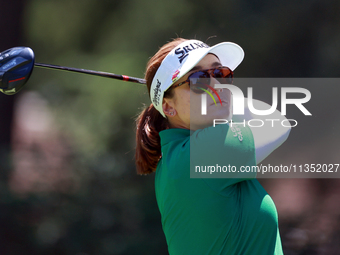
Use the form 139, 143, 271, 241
207, 106, 231, 120
189, 105, 231, 129
190, 116, 231, 130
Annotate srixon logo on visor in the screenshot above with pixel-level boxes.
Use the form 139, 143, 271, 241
175, 42, 209, 63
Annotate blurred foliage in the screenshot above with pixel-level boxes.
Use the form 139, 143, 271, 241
0, 0, 340, 254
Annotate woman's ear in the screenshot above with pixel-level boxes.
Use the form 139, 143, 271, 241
162, 98, 176, 117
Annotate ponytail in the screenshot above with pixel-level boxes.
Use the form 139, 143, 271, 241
135, 38, 188, 175
135, 104, 168, 174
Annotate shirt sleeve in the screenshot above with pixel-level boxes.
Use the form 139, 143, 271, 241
190, 123, 256, 194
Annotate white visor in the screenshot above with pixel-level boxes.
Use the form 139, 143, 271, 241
150, 39, 244, 117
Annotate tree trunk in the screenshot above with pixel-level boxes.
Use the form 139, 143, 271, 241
0, 0, 26, 175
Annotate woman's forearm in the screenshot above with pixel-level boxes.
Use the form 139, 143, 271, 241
232, 98, 291, 164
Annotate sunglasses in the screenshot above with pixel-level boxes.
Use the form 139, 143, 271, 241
172, 66, 233, 94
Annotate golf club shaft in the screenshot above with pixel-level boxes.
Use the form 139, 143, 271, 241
35, 63, 146, 84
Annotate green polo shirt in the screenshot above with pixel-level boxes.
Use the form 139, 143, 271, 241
155, 124, 283, 255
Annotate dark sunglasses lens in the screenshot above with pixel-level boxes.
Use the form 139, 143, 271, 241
190, 81, 207, 94
190, 71, 210, 80
189, 71, 209, 94
212, 69, 224, 78
213, 68, 233, 83
188, 67, 233, 94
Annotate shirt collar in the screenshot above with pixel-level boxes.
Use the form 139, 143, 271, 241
159, 128, 191, 146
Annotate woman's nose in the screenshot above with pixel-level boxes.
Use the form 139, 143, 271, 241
210, 77, 223, 92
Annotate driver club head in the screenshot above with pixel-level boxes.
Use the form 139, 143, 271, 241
0, 47, 35, 95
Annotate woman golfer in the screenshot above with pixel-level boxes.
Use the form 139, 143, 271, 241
135, 38, 290, 255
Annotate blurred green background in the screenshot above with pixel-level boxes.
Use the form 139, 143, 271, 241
1, 0, 340, 254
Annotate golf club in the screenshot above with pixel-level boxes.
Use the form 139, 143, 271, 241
0, 47, 146, 95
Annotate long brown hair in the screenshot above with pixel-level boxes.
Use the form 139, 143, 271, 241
135, 38, 188, 175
